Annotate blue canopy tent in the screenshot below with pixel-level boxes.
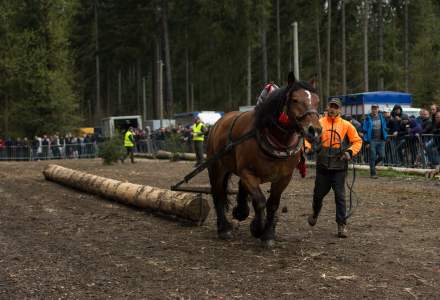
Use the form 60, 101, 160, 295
328, 91, 413, 116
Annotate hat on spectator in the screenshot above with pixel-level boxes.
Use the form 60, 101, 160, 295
328, 97, 342, 107
401, 114, 409, 120
371, 104, 379, 108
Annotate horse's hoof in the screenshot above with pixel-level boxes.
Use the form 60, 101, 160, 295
261, 239, 275, 248
232, 206, 249, 221
250, 220, 264, 238
218, 230, 233, 240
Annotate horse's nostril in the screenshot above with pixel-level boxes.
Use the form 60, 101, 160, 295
308, 126, 315, 136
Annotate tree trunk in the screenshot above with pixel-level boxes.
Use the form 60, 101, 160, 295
94, 1, 101, 122
378, 0, 384, 90
106, 65, 111, 115
154, 37, 161, 118
118, 69, 122, 114
247, 43, 252, 106
228, 82, 232, 111
4, 95, 9, 134
146, 72, 152, 120
276, 0, 281, 83
261, 18, 268, 84
137, 59, 142, 113
185, 32, 190, 112
43, 164, 210, 224
326, 0, 332, 101
315, 0, 323, 109
190, 82, 194, 111
162, 0, 173, 117
404, 0, 409, 92
363, 0, 369, 92
341, 0, 347, 95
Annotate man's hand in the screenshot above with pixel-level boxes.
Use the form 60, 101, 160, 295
339, 151, 352, 161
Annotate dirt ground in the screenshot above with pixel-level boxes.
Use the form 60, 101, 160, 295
0, 158, 439, 299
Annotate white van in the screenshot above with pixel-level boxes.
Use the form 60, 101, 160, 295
402, 107, 421, 118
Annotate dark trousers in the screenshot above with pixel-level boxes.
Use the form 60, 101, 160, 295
369, 140, 385, 176
124, 147, 134, 163
313, 167, 347, 225
193, 140, 204, 165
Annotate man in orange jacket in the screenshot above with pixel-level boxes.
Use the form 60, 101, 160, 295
307, 97, 362, 238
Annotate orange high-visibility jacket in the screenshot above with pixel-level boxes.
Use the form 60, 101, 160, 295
305, 115, 363, 156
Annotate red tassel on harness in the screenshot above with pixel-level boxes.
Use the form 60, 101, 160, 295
278, 112, 289, 125
298, 160, 307, 178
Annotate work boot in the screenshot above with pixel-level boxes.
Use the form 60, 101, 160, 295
337, 224, 348, 238
308, 214, 318, 227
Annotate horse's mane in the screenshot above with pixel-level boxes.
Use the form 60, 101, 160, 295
254, 80, 316, 131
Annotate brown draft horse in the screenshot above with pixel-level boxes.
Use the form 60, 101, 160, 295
207, 73, 322, 247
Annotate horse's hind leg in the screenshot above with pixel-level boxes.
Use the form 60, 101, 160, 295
261, 176, 291, 247
232, 179, 250, 221
209, 163, 233, 240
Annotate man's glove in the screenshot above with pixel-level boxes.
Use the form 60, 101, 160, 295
339, 150, 352, 161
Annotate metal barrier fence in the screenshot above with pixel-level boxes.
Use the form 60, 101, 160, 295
353, 134, 440, 169
0, 143, 98, 161
1, 135, 439, 168
135, 134, 440, 169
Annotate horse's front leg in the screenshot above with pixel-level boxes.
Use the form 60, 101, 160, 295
261, 176, 292, 247
239, 170, 266, 239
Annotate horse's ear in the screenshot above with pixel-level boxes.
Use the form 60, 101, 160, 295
287, 72, 296, 86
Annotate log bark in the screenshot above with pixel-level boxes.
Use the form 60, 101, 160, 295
43, 164, 210, 224
426, 166, 440, 179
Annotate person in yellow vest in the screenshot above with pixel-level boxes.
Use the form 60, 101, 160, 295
122, 126, 135, 163
305, 97, 362, 238
192, 116, 207, 167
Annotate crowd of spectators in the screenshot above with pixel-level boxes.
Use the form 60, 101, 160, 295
0, 133, 100, 160
1, 104, 439, 168
133, 124, 195, 154
343, 103, 440, 168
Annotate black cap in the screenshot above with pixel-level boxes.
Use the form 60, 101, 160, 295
328, 97, 342, 107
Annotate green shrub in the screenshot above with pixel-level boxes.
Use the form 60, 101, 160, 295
165, 131, 185, 161
98, 132, 125, 165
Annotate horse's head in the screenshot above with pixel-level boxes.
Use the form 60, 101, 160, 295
285, 72, 322, 143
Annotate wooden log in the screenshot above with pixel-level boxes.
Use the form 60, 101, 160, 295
137, 150, 205, 161
134, 152, 155, 159
43, 164, 210, 224
155, 150, 173, 159
426, 166, 440, 179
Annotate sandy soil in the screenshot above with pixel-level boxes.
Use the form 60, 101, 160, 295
0, 158, 439, 299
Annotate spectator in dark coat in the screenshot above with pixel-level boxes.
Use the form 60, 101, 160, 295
425, 111, 440, 167
430, 104, 439, 124
389, 105, 403, 134
416, 109, 433, 133
395, 114, 422, 166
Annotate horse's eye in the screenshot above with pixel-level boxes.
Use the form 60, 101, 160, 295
291, 99, 299, 104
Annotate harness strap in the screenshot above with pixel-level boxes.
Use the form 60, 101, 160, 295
256, 130, 304, 160
171, 113, 255, 191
